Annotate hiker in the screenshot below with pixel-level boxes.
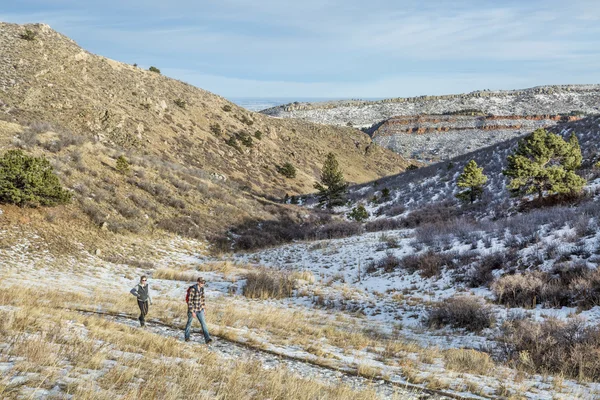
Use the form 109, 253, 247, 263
184, 277, 212, 344
130, 276, 151, 327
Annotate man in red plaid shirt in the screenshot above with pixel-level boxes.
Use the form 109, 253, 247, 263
184, 277, 212, 344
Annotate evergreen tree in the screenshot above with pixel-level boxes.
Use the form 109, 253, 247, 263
0, 150, 71, 207
277, 162, 296, 178
314, 152, 348, 208
503, 129, 586, 199
456, 160, 488, 203
348, 204, 369, 222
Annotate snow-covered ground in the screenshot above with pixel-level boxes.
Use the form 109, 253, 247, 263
2, 210, 600, 398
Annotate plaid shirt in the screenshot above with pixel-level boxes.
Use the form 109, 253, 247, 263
188, 284, 206, 312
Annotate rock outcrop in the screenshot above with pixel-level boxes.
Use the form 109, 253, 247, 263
261, 85, 599, 161
371, 114, 583, 161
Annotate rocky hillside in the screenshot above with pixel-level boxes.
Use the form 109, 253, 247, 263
0, 22, 409, 243
261, 85, 600, 128
261, 85, 599, 162
371, 114, 582, 161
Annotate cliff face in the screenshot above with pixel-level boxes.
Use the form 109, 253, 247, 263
261, 85, 599, 162
370, 114, 582, 161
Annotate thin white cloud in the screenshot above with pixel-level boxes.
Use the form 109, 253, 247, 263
2, 0, 599, 97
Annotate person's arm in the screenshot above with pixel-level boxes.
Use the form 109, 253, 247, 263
130, 285, 139, 297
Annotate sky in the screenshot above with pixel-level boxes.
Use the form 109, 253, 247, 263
2, 0, 600, 99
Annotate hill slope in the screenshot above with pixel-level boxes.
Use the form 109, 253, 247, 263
0, 22, 409, 241
261, 85, 600, 128
262, 85, 599, 162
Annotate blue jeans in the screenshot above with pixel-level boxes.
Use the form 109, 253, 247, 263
184, 310, 211, 342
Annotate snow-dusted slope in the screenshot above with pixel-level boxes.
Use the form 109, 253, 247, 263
261, 85, 600, 128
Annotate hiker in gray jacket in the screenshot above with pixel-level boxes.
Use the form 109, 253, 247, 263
130, 276, 151, 327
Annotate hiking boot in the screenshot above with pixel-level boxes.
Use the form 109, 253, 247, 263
185, 338, 190, 342
206, 338, 213, 345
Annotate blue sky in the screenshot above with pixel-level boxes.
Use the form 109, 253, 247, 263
2, 0, 599, 99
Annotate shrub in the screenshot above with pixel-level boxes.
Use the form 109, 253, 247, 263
0, 150, 71, 207
222, 105, 232, 112
366, 252, 401, 273
148, 66, 161, 74
115, 155, 130, 175
381, 187, 390, 199
401, 251, 455, 278
466, 252, 507, 287
210, 123, 222, 136
156, 217, 203, 239
238, 115, 254, 126
242, 269, 296, 299
443, 349, 495, 375
406, 164, 419, 171
254, 130, 263, 140
424, 296, 495, 332
225, 136, 241, 152
237, 132, 254, 147
174, 98, 187, 108
364, 218, 404, 232
277, 162, 296, 178
491, 272, 548, 308
498, 316, 600, 380
348, 204, 369, 222
381, 204, 406, 217
20, 29, 37, 41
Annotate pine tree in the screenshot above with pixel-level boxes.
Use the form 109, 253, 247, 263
456, 160, 488, 203
0, 149, 71, 207
503, 129, 586, 199
314, 152, 348, 208
348, 204, 369, 222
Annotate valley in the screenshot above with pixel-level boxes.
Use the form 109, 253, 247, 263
1, 20, 600, 400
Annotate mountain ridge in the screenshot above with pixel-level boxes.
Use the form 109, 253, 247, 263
0, 21, 409, 243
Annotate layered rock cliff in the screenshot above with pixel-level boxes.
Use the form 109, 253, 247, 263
370, 114, 583, 160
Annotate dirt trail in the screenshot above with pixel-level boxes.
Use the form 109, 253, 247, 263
78, 310, 478, 400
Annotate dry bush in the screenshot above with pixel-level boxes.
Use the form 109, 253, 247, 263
366, 252, 401, 273
364, 217, 404, 232
80, 199, 106, 226
466, 252, 516, 288
443, 348, 495, 375
153, 268, 198, 282
399, 201, 461, 228
492, 272, 550, 308
42, 132, 88, 152
156, 216, 204, 239
291, 270, 316, 284
425, 296, 495, 332
242, 269, 297, 299
401, 250, 455, 278
498, 316, 600, 381
492, 267, 600, 309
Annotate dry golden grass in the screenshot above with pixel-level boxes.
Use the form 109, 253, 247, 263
0, 285, 388, 400
153, 268, 198, 282
443, 348, 495, 375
